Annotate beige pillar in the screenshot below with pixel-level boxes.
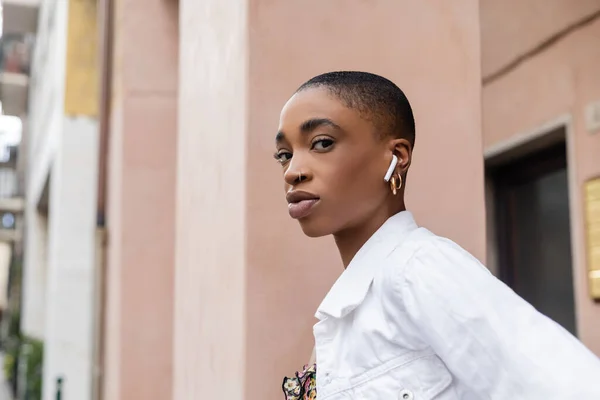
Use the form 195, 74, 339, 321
175, 1, 484, 399
102, 0, 178, 399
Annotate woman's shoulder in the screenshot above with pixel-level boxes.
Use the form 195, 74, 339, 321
396, 227, 482, 265
385, 227, 462, 267
380, 227, 490, 293
377, 228, 494, 324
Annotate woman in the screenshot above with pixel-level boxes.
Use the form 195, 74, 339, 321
277, 71, 600, 399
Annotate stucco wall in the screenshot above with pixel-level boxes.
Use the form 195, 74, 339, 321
175, 1, 484, 399
22, 0, 66, 360
482, 1, 600, 354
102, 0, 178, 399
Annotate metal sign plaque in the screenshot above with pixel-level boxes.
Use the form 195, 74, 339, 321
584, 177, 600, 300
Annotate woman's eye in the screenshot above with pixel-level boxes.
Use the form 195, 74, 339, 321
312, 138, 334, 151
274, 151, 292, 164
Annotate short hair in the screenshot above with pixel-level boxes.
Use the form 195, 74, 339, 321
296, 71, 416, 146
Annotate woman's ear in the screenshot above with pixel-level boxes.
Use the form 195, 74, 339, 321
388, 138, 412, 174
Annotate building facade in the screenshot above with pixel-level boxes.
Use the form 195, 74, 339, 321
173, 0, 484, 399
3, 0, 599, 399
481, 0, 600, 355
12, 0, 101, 398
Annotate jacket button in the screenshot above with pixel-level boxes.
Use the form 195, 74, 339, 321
399, 389, 414, 400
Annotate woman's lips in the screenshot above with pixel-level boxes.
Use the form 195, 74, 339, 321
288, 199, 319, 219
286, 190, 320, 219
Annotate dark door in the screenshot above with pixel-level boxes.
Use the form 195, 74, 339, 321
490, 142, 576, 335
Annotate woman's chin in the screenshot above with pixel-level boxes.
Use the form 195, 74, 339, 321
297, 218, 333, 238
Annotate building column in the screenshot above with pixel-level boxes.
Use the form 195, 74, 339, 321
101, 0, 178, 399
41, 0, 100, 398
174, 1, 484, 399
43, 118, 99, 400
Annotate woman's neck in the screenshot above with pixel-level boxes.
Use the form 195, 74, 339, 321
334, 201, 406, 268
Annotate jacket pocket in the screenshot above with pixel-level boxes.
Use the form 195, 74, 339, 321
323, 351, 455, 400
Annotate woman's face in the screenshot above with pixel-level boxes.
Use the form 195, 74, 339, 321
275, 87, 402, 237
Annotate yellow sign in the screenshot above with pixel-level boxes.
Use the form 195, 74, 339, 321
584, 177, 600, 300
64, 0, 98, 117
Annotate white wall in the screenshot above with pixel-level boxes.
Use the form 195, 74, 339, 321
22, 1, 100, 399
21, 0, 67, 343
0, 243, 12, 310
42, 117, 98, 400
21, 205, 47, 339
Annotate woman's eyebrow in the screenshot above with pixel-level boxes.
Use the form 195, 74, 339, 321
276, 118, 341, 144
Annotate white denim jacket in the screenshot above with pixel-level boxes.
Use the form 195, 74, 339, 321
314, 211, 600, 399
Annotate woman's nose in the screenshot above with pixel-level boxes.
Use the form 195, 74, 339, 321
284, 160, 311, 186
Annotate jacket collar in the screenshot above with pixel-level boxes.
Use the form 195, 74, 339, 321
315, 211, 418, 320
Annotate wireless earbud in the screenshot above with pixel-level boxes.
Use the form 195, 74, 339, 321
384, 154, 398, 182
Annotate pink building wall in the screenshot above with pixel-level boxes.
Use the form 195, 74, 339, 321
481, 0, 600, 354
102, 0, 179, 399
97, 2, 600, 398
175, 1, 484, 399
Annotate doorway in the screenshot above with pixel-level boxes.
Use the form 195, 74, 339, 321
487, 135, 576, 335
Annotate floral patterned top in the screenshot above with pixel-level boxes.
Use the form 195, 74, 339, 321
282, 364, 317, 400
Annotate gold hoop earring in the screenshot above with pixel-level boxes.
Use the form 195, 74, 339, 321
390, 174, 402, 195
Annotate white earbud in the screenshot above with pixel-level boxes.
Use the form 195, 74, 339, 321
384, 154, 398, 182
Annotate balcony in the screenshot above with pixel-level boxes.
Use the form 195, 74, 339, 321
0, 33, 33, 116
0, 114, 22, 242
1, 0, 40, 37
1, 0, 37, 117
0, 167, 22, 241
0, 164, 16, 196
